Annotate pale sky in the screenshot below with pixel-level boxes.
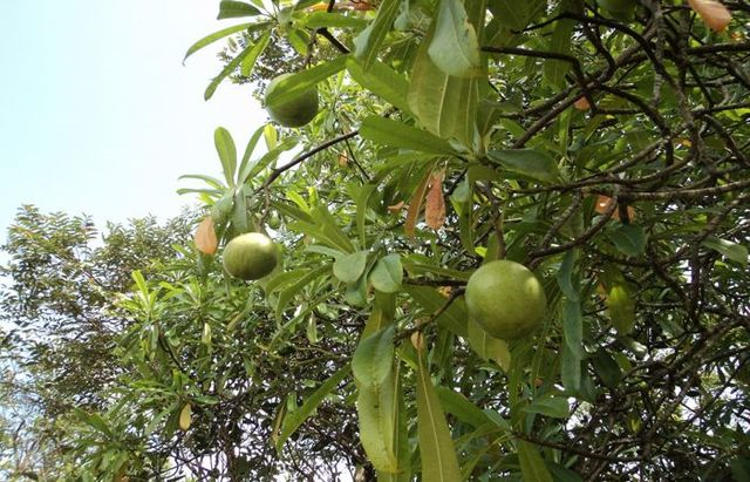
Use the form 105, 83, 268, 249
0, 1, 268, 235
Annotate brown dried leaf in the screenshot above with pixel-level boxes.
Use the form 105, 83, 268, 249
405, 169, 433, 238
425, 170, 445, 230
195, 216, 218, 255
387, 201, 405, 213
595, 195, 636, 221
573, 96, 591, 111
688, 0, 732, 32
338, 151, 349, 167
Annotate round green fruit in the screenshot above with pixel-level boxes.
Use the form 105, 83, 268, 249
222, 232, 279, 280
465, 260, 547, 340
264, 74, 319, 128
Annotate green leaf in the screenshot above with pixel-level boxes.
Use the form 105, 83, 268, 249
237, 124, 266, 182
546, 462, 583, 482
415, 348, 462, 482
357, 364, 400, 473
303, 11, 369, 30
240, 30, 271, 77
487, 149, 561, 184
353, 326, 395, 388
561, 343, 581, 392
543, 0, 580, 89
214, 127, 237, 187
518, 441, 554, 482
218, 0, 262, 19
524, 395, 570, 419
592, 350, 621, 389
363, 291, 397, 337
562, 298, 583, 360
467, 319, 510, 371
360, 117, 455, 155
404, 286, 468, 338
607, 284, 635, 335
353, 0, 401, 69
555, 249, 579, 302
333, 250, 369, 284
346, 57, 412, 114
488, 0, 544, 30
435, 386, 498, 429
731, 456, 750, 482
408, 27, 479, 147
369, 254, 403, 294
205, 42, 260, 100
702, 236, 748, 266
183, 23, 255, 62
275, 365, 350, 452
609, 223, 646, 257
428, 0, 481, 78
275, 265, 331, 319
264, 56, 348, 110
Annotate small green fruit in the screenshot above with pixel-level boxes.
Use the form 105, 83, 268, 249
222, 232, 279, 280
465, 260, 547, 340
264, 74, 319, 128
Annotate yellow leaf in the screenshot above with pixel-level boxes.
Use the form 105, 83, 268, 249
688, 0, 732, 32
179, 402, 192, 431
194, 216, 218, 255
424, 170, 445, 230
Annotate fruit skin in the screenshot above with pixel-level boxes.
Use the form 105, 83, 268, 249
264, 74, 319, 128
465, 260, 547, 340
222, 232, 279, 280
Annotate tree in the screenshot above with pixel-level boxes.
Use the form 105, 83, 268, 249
4, 0, 750, 480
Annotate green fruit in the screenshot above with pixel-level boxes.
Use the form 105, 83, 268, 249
465, 260, 547, 340
264, 74, 319, 128
222, 232, 279, 280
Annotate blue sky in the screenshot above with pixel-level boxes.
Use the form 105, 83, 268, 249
0, 1, 268, 236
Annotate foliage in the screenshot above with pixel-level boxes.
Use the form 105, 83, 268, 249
4, 0, 750, 481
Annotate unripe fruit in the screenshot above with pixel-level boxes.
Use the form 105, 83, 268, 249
465, 260, 547, 340
264, 74, 319, 128
222, 232, 279, 280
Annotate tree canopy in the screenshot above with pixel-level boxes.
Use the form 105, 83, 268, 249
2, 0, 750, 481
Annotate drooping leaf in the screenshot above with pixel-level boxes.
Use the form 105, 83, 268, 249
487, 149, 561, 184
415, 345, 462, 481
688, 0, 732, 32
609, 223, 646, 257
607, 284, 635, 335
369, 254, 403, 293
425, 170, 446, 230
346, 57, 412, 114
359, 117, 455, 155
275, 365, 350, 451
195, 217, 219, 255
218, 0, 262, 19
183, 23, 256, 62
702, 236, 748, 266
352, 326, 395, 388
405, 167, 434, 239
467, 319, 510, 371
428, 0, 482, 78
518, 440, 554, 482
333, 250, 369, 284
353, 0, 401, 68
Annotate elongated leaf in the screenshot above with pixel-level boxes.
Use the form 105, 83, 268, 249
688, 0, 732, 32
405, 167, 434, 239
524, 395, 569, 419
333, 250, 368, 284
214, 127, 237, 186
275, 365, 350, 451
435, 386, 496, 428
467, 319, 510, 371
556, 249, 579, 302
609, 223, 646, 257
363, 291, 397, 337
404, 286, 468, 338
360, 117, 455, 155
562, 298, 583, 359
195, 217, 218, 255
205, 43, 259, 100
607, 284, 635, 335
487, 149, 561, 184
415, 346, 462, 481
425, 170, 446, 230
353, 326, 395, 388
304, 11, 369, 29
369, 254, 403, 293
183, 23, 254, 62
264, 56, 348, 109
240, 31, 270, 77
518, 441, 554, 482
561, 343, 581, 392
275, 265, 330, 319
408, 27, 478, 147
544, 0, 579, 89
428, 0, 481, 78
237, 124, 266, 182
346, 57, 412, 114
218, 0, 262, 19
702, 236, 748, 266
353, 0, 401, 68
358, 366, 399, 472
